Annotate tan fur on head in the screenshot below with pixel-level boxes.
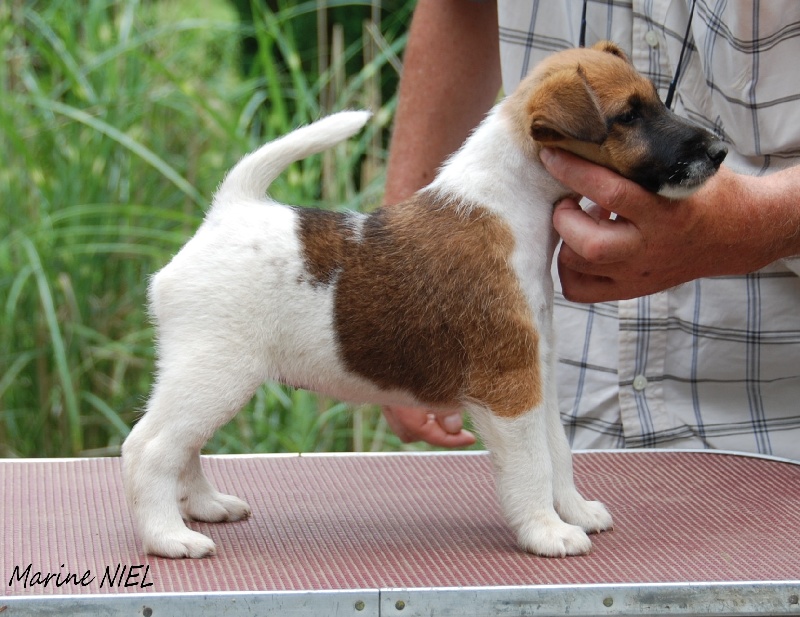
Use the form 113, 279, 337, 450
503, 40, 725, 196
592, 40, 629, 61
504, 41, 652, 153
527, 65, 607, 145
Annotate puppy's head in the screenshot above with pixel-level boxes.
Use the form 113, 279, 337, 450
506, 41, 727, 198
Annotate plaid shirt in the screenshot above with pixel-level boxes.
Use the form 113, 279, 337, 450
498, 0, 800, 459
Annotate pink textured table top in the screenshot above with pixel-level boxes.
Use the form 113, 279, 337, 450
2, 451, 799, 598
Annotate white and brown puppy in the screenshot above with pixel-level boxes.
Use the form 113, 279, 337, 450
122, 42, 726, 559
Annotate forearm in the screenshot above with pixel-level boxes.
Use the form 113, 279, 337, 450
384, 0, 501, 204
700, 164, 800, 277
743, 165, 800, 266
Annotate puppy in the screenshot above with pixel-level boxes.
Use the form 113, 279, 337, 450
122, 41, 726, 559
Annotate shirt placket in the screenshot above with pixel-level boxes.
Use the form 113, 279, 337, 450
618, 0, 673, 448
633, 0, 675, 90
618, 295, 672, 447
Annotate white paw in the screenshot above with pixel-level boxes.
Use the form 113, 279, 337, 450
143, 527, 217, 559
516, 516, 592, 557
181, 491, 251, 523
557, 496, 614, 534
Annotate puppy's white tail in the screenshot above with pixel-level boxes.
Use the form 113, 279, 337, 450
212, 110, 371, 207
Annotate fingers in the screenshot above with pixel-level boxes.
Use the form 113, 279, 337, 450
382, 406, 476, 448
581, 200, 615, 222
542, 147, 751, 302
544, 150, 664, 302
554, 206, 651, 303
556, 254, 624, 303
540, 147, 651, 218
553, 198, 643, 266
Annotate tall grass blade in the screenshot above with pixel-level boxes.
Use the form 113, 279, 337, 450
31, 98, 206, 208
16, 233, 82, 453
82, 391, 131, 439
23, 7, 98, 104
2, 0, 422, 457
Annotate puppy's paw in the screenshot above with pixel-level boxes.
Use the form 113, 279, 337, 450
557, 495, 614, 534
143, 528, 217, 559
516, 516, 592, 557
182, 491, 251, 523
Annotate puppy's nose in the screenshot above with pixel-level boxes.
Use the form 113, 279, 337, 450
707, 141, 728, 168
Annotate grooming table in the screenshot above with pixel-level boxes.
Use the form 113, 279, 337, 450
1, 451, 798, 616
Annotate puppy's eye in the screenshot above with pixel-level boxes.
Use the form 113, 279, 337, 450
615, 109, 640, 125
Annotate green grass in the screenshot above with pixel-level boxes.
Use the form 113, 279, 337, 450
0, 0, 449, 457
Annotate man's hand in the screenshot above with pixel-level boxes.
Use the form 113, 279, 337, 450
382, 406, 476, 448
541, 148, 795, 303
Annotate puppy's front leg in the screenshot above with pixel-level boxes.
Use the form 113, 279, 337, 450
545, 393, 613, 534
470, 405, 592, 557
538, 329, 613, 535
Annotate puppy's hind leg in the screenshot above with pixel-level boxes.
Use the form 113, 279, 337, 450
122, 348, 263, 558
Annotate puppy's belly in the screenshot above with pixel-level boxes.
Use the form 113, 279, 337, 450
261, 284, 424, 407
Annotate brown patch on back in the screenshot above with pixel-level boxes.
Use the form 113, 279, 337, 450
296, 208, 360, 285
296, 195, 542, 417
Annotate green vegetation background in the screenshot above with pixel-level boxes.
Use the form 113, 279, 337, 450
1, 0, 463, 458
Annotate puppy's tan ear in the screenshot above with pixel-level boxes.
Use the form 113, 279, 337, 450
592, 40, 630, 63
528, 66, 607, 144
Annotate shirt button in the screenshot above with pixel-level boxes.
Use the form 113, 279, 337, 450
633, 375, 649, 391
645, 30, 660, 48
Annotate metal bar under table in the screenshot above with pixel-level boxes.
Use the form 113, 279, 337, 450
2, 450, 799, 616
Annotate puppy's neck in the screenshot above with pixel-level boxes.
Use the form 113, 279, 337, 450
428, 107, 565, 221
422, 106, 563, 281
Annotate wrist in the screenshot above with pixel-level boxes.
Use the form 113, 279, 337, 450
698, 166, 800, 274
746, 167, 800, 264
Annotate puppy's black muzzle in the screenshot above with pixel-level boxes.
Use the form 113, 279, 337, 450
628, 111, 727, 196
